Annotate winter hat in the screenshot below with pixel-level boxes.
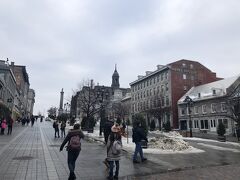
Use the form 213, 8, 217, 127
111, 123, 120, 133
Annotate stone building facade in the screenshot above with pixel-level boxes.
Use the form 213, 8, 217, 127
10, 62, 30, 117
0, 60, 17, 117
130, 59, 220, 129
178, 75, 240, 135
71, 66, 130, 121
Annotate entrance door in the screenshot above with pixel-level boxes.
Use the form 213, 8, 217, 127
180, 120, 187, 130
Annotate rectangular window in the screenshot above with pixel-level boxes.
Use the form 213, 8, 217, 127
165, 72, 168, 79
161, 74, 164, 81
221, 102, 227, 112
202, 105, 207, 114
184, 86, 187, 91
211, 103, 217, 113
165, 83, 168, 91
181, 108, 185, 116
200, 120, 209, 129
194, 120, 199, 128
166, 96, 169, 106
183, 74, 187, 79
210, 120, 216, 128
161, 85, 164, 92
194, 106, 199, 114
162, 97, 165, 106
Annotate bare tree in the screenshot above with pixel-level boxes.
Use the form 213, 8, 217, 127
145, 94, 170, 130
77, 80, 102, 129
47, 107, 57, 119
226, 81, 240, 127
112, 102, 130, 122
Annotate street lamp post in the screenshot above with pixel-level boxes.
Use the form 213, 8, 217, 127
183, 96, 193, 137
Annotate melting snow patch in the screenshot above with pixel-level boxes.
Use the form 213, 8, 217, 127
148, 137, 190, 151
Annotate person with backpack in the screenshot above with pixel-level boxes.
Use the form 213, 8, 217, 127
132, 121, 148, 163
106, 124, 122, 180
60, 123, 84, 180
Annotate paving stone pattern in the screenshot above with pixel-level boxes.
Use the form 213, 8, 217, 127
0, 122, 240, 180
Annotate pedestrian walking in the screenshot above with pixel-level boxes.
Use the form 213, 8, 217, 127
31, 115, 35, 126
61, 121, 66, 138
1, 119, 7, 135
26, 117, 30, 126
104, 117, 114, 144
132, 121, 148, 163
60, 123, 84, 180
7, 116, 14, 135
106, 124, 122, 180
53, 120, 60, 138
103, 117, 114, 168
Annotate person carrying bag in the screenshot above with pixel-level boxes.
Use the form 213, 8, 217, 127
60, 124, 84, 180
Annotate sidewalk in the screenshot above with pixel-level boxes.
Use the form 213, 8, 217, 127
0, 121, 240, 180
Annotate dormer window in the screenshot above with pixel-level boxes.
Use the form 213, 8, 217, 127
213, 89, 216, 95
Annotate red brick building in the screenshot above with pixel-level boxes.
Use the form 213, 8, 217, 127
168, 59, 221, 128
130, 59, 220, 129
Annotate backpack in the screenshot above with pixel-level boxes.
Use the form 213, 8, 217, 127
112, 140, 122, 155
69, 135, 81, 150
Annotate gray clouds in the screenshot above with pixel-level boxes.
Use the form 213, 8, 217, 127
0, 0, 239, 115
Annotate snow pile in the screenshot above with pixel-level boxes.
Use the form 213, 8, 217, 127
148, 137, 190, 151
150, 130, 183, 138
163, 131, 183, 138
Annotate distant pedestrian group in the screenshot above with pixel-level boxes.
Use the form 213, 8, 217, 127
1, 116, 14, 135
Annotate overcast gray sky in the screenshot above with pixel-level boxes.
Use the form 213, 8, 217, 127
0, 0, 240, 115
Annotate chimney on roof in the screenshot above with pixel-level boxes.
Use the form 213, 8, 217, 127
157, 65, 164, 70
138, 75, 144, 79
146, 71, 152, 75
11, 62, 14, 66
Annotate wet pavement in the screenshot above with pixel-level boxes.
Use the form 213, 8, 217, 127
0, 121, 240, 179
